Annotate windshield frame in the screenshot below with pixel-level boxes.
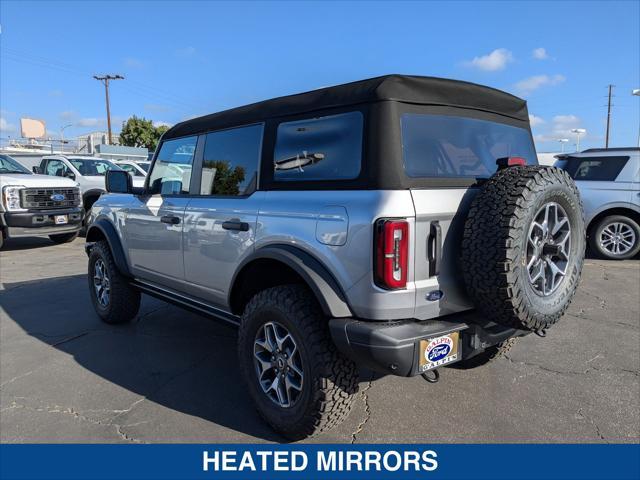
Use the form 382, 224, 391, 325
0, 154, 32, 175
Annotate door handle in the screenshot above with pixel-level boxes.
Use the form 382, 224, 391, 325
160, 215, 180, 225
222, 220, 250, 232
427, 221, 442, 277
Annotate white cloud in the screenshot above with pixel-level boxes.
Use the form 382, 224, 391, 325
153, 121, 173, 128
175, 46, 196, 58
0, 117, 17, 133
76, 118, 105, 128
49, 89, 64, 97
529, 114, 545, 127
124, 57, 145, 68
59, 111, 76, 120
463, 48, 513, 71
534, 114, 586, 143
145, 103, 170, 113
514, 74, 565, 96
532, 48, 549, 60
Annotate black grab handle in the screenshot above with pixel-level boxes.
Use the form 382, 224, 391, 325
160, 215, 180, 225
222, 220, 249, 232
428, 221, 442, 277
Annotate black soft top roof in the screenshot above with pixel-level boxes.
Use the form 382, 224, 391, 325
164, 74, 528, 139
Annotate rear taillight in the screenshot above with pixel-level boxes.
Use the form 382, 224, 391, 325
374, 219, 409, 289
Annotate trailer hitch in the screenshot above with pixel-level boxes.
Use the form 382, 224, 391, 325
421, 369, 439, 383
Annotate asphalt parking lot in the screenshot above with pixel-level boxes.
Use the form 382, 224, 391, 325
1, 237, 638, 444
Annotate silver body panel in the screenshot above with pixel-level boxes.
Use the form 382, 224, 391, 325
557, 151, 640, 227
91, 185, 476, 321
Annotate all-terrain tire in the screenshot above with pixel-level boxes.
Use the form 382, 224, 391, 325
453, 338, 518, 369
88, 240, 140, 324
49, 232, 79, 244
589, 215, 640, 260
461, 166, 585, 331
238, 285, 359, 440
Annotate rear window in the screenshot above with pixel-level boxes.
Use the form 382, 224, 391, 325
273, 111, 363, 181
401, 114, 537, 179
560, 156, 629, 181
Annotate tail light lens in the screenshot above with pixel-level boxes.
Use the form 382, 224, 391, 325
374, 219, 409, 289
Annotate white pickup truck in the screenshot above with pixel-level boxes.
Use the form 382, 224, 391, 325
0, 154, 82, 249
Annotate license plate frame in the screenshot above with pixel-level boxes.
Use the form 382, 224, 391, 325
54, 215, 68, 225
418, 331, 461, 371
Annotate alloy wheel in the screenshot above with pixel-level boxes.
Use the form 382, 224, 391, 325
526, 202, 572, 296
599, 222, 636, 256
253, 321, 304, 408
93, 259, 111, 307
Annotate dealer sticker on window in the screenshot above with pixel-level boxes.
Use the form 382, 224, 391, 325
419, 332, 460, 371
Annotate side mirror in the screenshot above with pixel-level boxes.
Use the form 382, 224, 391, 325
64, 171, 76, 180
106, 169, 132, 194
32, 166, 42, 174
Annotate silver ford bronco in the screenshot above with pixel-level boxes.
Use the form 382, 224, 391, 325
85, 75, 585, 439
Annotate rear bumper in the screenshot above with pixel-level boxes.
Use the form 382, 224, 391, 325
329, 311, 529, 377
1, 207, 83, 238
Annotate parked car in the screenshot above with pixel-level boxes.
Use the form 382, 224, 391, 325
0, 154, 82, 248
134, 160, 151, 173
36, 155, 144, 226
85, 75, 585, 439
113, 160, 148, 178
555, 148, 640, 259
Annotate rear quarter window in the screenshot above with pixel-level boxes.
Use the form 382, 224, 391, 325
273, 111, 363, 181
562, 156, 629, 181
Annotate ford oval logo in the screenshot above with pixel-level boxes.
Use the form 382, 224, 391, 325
50, 193, 65, 201
428, 344, 451, 362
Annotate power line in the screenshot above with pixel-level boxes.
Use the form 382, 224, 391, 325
1, 48, 204, 114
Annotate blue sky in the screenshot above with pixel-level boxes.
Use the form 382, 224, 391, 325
1, 0, 639, 152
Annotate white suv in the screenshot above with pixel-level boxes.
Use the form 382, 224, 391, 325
555, 148, 640, 259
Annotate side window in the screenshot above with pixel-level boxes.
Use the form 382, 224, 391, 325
119, 163, 143, 176
200, 124, 263, 196
46, 160, 68, 177
565, 156, 629, 181
148, 136, 198, 195
273, 111, 363, 181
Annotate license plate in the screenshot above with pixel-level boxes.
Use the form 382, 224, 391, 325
54, 215, 68, 225
419, 331, 460, 371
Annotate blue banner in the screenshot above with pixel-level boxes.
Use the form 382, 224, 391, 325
1, 444, 638, 480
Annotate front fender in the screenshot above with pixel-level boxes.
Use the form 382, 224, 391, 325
85, 218, 131, 277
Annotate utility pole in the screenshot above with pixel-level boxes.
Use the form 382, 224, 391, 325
93, 74, 124, 145
605, 84, 614, 148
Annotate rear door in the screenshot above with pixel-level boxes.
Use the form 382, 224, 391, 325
400, 113, 538, 319
181, 124, 264, 308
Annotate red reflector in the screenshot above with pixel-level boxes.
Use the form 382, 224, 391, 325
374, 219, 409, 289
497, 156, 527, 169
507, 156, 527, 166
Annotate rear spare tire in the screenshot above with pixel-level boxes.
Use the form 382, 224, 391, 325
462, 166, 585, 331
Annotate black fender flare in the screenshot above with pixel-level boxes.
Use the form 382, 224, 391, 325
230, 244, 353, 318
82, 189, 106, 209
85, 218, 131, 277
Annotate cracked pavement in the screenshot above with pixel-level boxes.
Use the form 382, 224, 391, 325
1, 237, 638, 443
